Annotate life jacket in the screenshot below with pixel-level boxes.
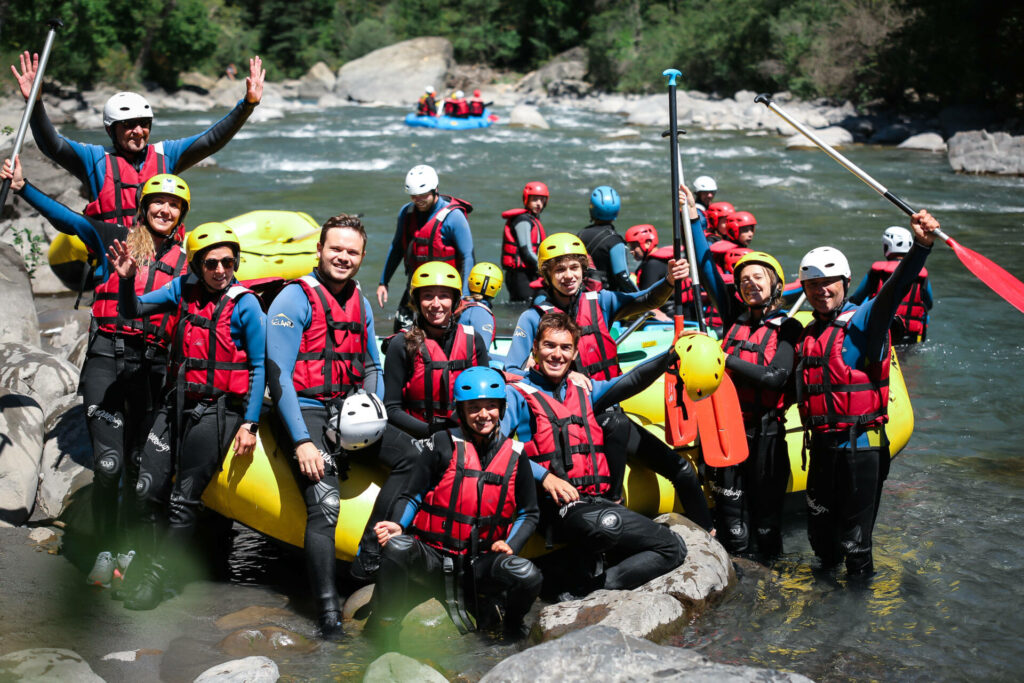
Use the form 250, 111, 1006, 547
796, 309, 890, 434
534, 290, 620, 380
500, 209, 546, 270
291, 275, 367, 401
172, 282, 255, 400
578, 223, 624, 289
453, 99, 470, 117
91, 241, 186, 348
722, 311, 791, 423
84, 143, 166, 226
869, 260, 929, 341
635, 245, 696, 303
459, 298, 495, 339
442, 99, 456, 116
402, 323, 479, 423
401, 196, 473, 274
512, 380, 611, 497
468, 99, 485, 117
417, 95, 436, 116
411, 434, 521, 555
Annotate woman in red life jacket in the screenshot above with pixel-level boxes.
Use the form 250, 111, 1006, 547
1, 158, 191, 589
383, 262, 490, 438
501, 181, 548, 302
368, 367, 541, 645
109, 222, 266, 610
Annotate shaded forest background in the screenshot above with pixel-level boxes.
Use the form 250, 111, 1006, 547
1, 0, 1021, 113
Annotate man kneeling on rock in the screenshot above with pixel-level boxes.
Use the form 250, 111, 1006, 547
367, 367, 542, 646
503, 312, 714, 598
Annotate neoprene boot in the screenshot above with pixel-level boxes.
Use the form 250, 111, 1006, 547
317, 610, 345, 641
123, 559, 167, 611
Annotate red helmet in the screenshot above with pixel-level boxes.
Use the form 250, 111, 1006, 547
522, 181, 549, 206
624, 224, 658, 254
706, 201, 735, 231
723, 246, 752, 274
724, 211, 756, 242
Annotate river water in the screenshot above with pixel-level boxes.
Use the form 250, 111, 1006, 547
35, 102, 1024, 680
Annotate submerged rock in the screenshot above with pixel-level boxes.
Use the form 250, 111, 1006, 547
218, 626, 318, 657
193, 655, 280, 683
0, 647, 103, 682
364, 652, 447, 683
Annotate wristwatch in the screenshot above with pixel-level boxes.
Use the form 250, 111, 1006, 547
245, 422, 259, 435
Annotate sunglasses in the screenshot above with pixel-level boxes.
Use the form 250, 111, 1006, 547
203, 257, 236, 270
120, 118, 152, 130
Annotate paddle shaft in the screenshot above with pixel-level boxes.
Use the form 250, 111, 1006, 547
0, 19, 63, 232
675, 143, 707, 332
614, 311, 653, 347
787, 292, 807, 317
664, 70, 685, 324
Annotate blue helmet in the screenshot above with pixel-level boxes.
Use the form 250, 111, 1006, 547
453, 366, 506, 403
589, 185, 621, 221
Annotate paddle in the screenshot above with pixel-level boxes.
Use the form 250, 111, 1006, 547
0, 19, 63, 233
787, 292, 807, 318
755, 93, 1024, 315
614, 311, 653, 348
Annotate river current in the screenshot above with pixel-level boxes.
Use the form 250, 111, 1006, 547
42, 102, 1024, 680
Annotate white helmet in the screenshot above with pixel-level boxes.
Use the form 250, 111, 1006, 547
799, 246, 851, 281
882, 226, 913, 257
103, 92, 154, 127
425, 85, 435, 95
454, 90, 465, 99
326, 390, 387, 451
693, 175, 717, 193
404, 164, 439, 195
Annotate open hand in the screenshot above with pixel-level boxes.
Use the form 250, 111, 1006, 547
108, 239, 138, 279
245, 56, 265, 104
10, 51, 38, 101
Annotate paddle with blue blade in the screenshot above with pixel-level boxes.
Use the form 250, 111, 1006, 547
755, 93, 1024, 315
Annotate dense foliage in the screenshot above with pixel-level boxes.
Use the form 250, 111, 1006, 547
0, 0, 1020, 111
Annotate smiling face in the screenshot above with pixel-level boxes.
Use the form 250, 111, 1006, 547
416, 285, 457, 327
736, 263, 774, 308
546, 256, 585, 298
410, 191, 437, 213
112, 118, 151, 154
461, 398, 503, 437
200, 245, 236, 291
532, 327, 578, 382
143, 194, 183, 236
317, 226, 365, 285
802, 275, 846, 315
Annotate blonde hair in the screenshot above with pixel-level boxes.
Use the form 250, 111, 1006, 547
125, 221, 156, 264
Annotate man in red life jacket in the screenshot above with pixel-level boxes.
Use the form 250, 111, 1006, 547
849, 226, 933, 344
417, 86, 438, 116
502, 181, 549, 302
367, 367, 541, 645
624, 223, 696, 319
468, 89, 486, 117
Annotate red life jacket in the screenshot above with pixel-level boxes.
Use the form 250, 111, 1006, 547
91, 242, 187, 348
636, 246, 695, 304
454, 99, 470, 116
722, 311, 790, 423
411, 434, 521, 555
797, 309, 890, 433
869, 260, 929, 341
402, 324, 479, 422
290, 275, 367, 401
401, 196, 473, 274
84, 144, 166, 226
173, 283, 255, 400
442, 99, 457, 116
500, 209, 546, 270
511, 380, 611, 497
468, 99, 485, 117
534, 291, 620, 380
417, 95, 436, 116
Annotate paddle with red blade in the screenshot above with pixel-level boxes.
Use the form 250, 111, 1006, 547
755, 93, 1024, 315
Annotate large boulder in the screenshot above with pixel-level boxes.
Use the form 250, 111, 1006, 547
537, 589, 686, 642
0, 389, 44, 526
364, 652, 447, 683
515, 47, 589, 96
480, 625, 815, 682
0, 242, 39, 347
35, 397, 93, 522
639, 514, 735, 612
947, 130, 1024, 175
37, 307, 91, 361
0, 648, 104, 682
786, 126, 853, 149
0, 342, 80, 416
335, 37, 453, 106
296, 61, 337, 100
509, 104, 550, 129
193, 656, 280, 683
899, 132, 946, 153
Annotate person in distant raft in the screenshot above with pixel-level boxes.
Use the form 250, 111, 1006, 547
578, 185, 637, 293
2, 157, 191, 590
367, 367, 541, 647
468, 89, 486, 117
109, 222, 266, 610
11, 53, 265, 227
458, 261, 503, 348
501, 181, 548, 302
849, 226, 933, 344
417, 86, 438, 116
378, 164, 475, 332
796, 210, 939, 580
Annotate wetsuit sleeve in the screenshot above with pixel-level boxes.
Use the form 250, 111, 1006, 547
118, 273, 181, 318
380, 208, 408, 287
512, 217, 539, 267
690, 215, 729, 317
17, 181, 107, 259
235, 294, 267, 423
506, 308, 539, 372
265, 284, 314, 446
383, 334, 431, 438
29, 103, 91, 184
166, 100, 258, 172
593, 349, 673, 412
724, 318, 800, 391
442, 211, 475, 294
607, 280, 673, 322
609, 242, 638, 293
506, 452, 540, 553
848, 272, 872, 305
362, 298, 384, 396
458, 305, 495, 347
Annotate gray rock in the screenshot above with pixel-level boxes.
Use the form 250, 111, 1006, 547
364, 652, 448, 683
296, 61, 337, 99
480, 625, 814, 683
0, 342, 80, 415
194, 656, 280, 683
537, 589, 685, 642
870, 123, 913, 145
35, 397, 93, 522
335, 37, 453, 107
0, 243, 39, 347
516, 47, 588, 95
37, 307, 91, 360
786, 126, 853, 149
947, 130, 1024, 175
898, 132, 946, 153
509, 104, 550, 129
639, 514, 735, 612
0, 648, 103, 682
604, 128, 640, 139
547, 79, 592, 98
0, 389, 44, 525
180, 71, 220, 92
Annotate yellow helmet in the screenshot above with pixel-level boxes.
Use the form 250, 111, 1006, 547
733, 251, 785, 288
674, 333, 725, 401
186, 222, 240, 262
468, 262, 503, 298
139, 173, 190, 225
537, 232, 587, 270
410, 261, 462, 295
